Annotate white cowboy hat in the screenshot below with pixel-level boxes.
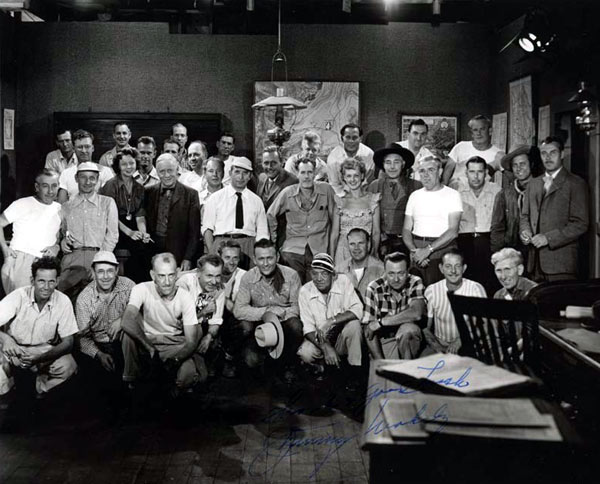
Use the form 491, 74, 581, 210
255, 311, 285, 359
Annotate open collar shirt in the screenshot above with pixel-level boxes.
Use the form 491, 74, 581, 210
298, 274, 363, 335
335, 255, 385, 301
75, 276, 135, 358
493, 277, 537, 301
233, 265, 300, 322
61, 192, 119, 251
133, 167, 160, 188
45, 149, 78, 175
176, 272, 225, 326
458, 181, 501, 233
0, 286, 78, 346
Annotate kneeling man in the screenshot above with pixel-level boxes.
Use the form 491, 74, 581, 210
121, 253, 204, 394
0, 257, 78, 400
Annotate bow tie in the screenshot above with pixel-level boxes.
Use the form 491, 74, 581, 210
161, 187, 174, 195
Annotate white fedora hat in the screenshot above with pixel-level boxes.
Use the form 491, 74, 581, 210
255, 311, 285, 359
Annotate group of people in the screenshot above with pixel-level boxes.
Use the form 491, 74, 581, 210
0, 114, 590, 407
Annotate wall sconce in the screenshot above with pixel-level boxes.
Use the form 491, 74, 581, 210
517, 9, 557, 54
569, 82, 598, 135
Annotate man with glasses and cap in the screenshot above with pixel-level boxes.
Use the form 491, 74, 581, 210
58, 162, 119, 299
297, 253, 364, 385
369, 144, 421, 257
202, 157, 268, 269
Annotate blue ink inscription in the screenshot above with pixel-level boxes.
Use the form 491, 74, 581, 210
417, 359, 471, 389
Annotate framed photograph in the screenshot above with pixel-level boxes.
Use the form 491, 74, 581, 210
509, 75, 534, 150
397, 113, 459, 156
3, 108, 15, 150
254, 81, 359, 163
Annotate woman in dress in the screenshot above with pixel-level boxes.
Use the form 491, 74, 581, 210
330, 158, 381, 265
100, 147, 152, 282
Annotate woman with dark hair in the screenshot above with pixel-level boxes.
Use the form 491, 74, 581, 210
329, 158, 381, 265
490, 145, 543, 270
100, 147, 152, 281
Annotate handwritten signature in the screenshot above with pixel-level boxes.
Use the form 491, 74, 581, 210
417, 359, 471, 389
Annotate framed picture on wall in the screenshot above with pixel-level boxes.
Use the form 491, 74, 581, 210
397, 113, 459, 156
509, 75, 535, 150
254, 81, 360, 163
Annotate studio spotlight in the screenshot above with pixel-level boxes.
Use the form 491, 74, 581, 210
517, 9, 556, 54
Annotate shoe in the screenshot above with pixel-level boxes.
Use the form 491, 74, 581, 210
222, 361, 237, 378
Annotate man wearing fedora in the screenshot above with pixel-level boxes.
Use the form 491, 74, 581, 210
59, 161, 119, 300
233, 239, 303, 379
394, 119, 434, 181
202, 157, 269, 270
491, 145, 543, 267
369, 144, 421, 257
297, 253, 364, 384
75, 251, 135, 412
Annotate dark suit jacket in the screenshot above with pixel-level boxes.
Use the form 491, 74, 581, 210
256, 171, 298, 210
519, 168, 589, 275
145, 181, 200, 264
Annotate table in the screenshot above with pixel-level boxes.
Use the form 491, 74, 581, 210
361, 359, 591, 484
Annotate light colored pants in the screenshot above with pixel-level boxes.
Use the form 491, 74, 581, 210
297, 319, 363, 366
380, 323, 422, 359
1, 250, 36, 295
0, 343, 78, 395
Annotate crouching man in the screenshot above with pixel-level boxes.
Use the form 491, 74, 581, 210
297, 253, 364, 386
0, 257, 78, 402
120, 253, 204, 396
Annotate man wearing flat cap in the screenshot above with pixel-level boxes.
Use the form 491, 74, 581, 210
297, 253, 364, 385
75, 251, 135, 408
490, 145, 542, 266
59, 162, 119, 300
202, 157, 268, 270
369, 144, 421, 257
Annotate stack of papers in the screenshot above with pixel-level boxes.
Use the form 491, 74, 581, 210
379, 395, 562, 442
377, 353, 534, 396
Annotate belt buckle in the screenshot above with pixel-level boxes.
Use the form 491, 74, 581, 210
473, 232, 480, 238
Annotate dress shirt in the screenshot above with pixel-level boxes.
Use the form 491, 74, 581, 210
233, 265, 301, 322
76, 277, 135, 358
202, 185, 268, 239
458, 182, 501, 233
0, 286, 78, 346
362, 275, 425, 332
178, 171, 207, 194
198, 187, 220, 208
45, 149, 77, 175
326, 143, 375, 196
133, 168, 160, 188
99, 176, 145, 221
335, 255, 385, 301
448, 142, 501, 191
59, 164, 115, 199
267, 182, 336, 255
177, 272, 225, 326
298, 274, 363, 335
61, 192, 119, 251
493, 277, 537, 301
424, 278, 486, 343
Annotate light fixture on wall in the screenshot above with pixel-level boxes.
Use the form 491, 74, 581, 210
569, 82, 598, 135
517, 9, 556, 54
252, 0, 306, 147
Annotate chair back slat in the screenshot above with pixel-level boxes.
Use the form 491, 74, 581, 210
448, 293, 540, 375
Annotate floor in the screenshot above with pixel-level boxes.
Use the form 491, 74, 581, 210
0, 370, 371, 484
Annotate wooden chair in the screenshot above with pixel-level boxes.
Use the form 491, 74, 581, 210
448, 293, 540, 376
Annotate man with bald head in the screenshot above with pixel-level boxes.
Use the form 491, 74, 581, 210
144, 154, 200, 272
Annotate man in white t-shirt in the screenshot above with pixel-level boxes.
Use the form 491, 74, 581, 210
0, 170, 62, 294
121, 253, 204, 395
447, 115, 503, 191
57, 129, 114, 203
403, 156, 463, 286
327, 123, 375, 196
423, 249, 486, 354
395, 119, 434, 181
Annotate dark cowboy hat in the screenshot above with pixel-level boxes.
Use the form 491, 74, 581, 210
501, 145, 542, 174
373, 144, 415, 172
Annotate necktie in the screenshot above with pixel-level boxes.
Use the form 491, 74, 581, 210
390, 181, 399, 199
235, 192, 244, 229
543, 174, 553, 193
265, 178, 273, 198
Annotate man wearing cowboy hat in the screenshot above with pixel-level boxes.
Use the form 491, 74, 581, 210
202, 156, 269, 270
490, 145, 542, 267
394, 119, 435, 181
58, 161, 119, 300
369, 144, 421, 257
297, 253, 364, 381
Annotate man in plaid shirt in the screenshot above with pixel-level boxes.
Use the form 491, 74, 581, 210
362, 252, 426, 359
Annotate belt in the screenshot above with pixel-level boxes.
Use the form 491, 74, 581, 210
412, 234, 437, 242
216, 233, 251, 239
73, 246, 100, 251
459, 232, 490, 238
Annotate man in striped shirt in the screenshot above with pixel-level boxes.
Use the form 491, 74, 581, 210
423, 249, 486, 354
